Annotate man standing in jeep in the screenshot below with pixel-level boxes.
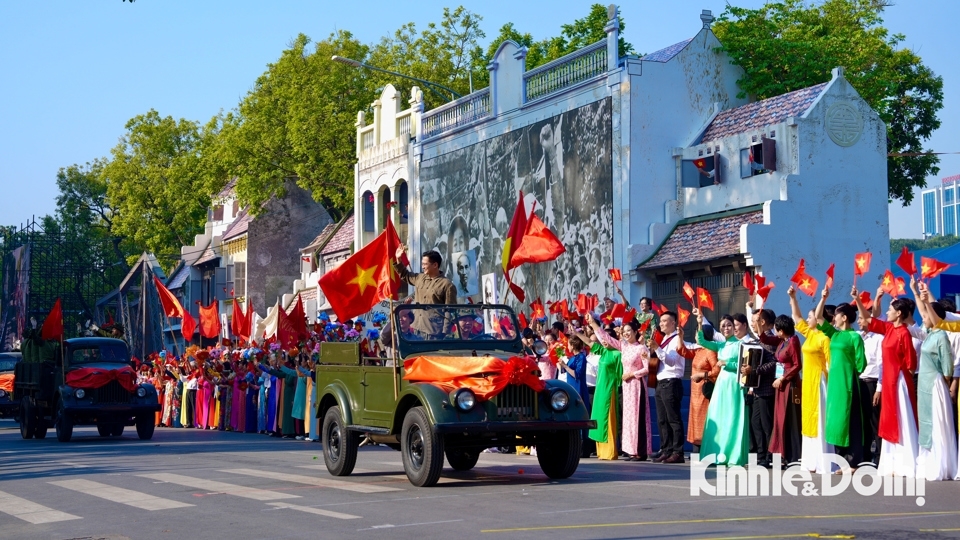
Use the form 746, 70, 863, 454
394, 248, 457, 337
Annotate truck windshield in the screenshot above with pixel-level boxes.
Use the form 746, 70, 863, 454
70, 344, 129, 364
394, 305, 519, 343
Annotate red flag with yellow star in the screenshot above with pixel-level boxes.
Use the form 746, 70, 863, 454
921, 256, 951, 280
854, 252, 872, 277
696, 287, 714, 311
880, 269, 897, 296
319, 220, 402, 322
682, 281, 695, 304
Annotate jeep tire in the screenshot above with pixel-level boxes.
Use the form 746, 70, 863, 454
401, 406, 444, 487
19, 396, 35, 440
97, 424, 113, 437
136, 415, 155, 440
55, 402, 73, 443
322, 406, 359, 476
445, 448, 480, 471
536, 430, 581, 479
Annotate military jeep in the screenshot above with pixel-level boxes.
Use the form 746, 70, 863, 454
315, 304, 594, 487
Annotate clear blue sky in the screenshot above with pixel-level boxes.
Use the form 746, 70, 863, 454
1, 1, 956, 238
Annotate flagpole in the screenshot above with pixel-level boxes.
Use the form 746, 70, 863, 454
390, 298, 399, 401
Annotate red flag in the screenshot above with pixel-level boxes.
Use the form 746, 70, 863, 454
859, 291, 874, 311
198, 301, 221, 339
696, 287, 714, 311
182, 312, 196, 342
623, 308, 638, 324
682, 282, 695, 304
854, 252, 872, 277
796, 274, 819, 297
231, 300, 247, 342
548, 299, 570, 320
895, 277, 907, 297
790, 259, 807, 284
502, 192, 528, 302
655, 302, 668, 316
518, 312, 529, 329
896, 246, 917, 276
743, 271, 755, 295
319, 220, 402, 322
825, 263, 835, 290
40, 299, 63, 341
608, 268, 622, 282
289, 295, 309, 342
757, 280, 775, 302
530, 298, 546, 320
921, 256, 952, 280
154, 276, 185, 319
575, 293, 591, 315
510, 208, 566, 267
676, 305, 690, 327
880, 270, 897, 296
755, 274, 766, 290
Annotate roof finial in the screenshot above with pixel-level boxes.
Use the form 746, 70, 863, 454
701, 9, 714, 28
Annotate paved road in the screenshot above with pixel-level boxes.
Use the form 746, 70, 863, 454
1, 419, 959, 540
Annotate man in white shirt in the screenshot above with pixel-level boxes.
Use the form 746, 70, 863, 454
858, 314, 884, 465
647, 310, 687, 464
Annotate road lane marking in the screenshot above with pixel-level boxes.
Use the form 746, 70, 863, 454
265, 502, 361, 519
138, 473, 299, 501
222, 468, 403, 494
0, 490, 82, 524
480, 510, 960, 533
359, 519, 464, 531
49, 479, 193, 511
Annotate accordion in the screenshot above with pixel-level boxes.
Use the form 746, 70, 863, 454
738, 343, 763, 388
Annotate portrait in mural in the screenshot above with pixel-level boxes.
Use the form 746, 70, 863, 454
419, 98, 614, 312
452, 249, 479, 299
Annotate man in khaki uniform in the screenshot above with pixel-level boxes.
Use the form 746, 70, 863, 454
394, 248, 457, 338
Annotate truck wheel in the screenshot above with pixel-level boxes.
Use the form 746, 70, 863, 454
55, 403, 73, 443
19, 397, 35, 440
401, 406, 443, 487
445, 448, 480, 471
97, 424, 112, 437
111, 425, 125, 437
136, 416, 155, 440
536, 430, 581, 479
322, 406, 358, 476
34, 425, 48, 439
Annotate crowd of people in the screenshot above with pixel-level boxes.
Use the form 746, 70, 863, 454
522, 277, 958, 481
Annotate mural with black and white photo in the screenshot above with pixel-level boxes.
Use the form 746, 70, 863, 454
419, 97, 613, 311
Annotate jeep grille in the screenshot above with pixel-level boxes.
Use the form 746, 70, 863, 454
93, 380, 131, 404
494, 384, 537, 421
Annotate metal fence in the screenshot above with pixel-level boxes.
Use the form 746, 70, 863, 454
523, 41, 607, 102
420, 88, 491, 140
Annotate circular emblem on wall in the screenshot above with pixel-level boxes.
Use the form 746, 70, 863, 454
825, 102, 863, 147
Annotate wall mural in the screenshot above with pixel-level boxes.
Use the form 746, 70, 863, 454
419, 97, 614, 311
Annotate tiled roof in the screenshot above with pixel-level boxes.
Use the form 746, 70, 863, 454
223, 208, 252, 241
942, 174, 960, 184
321, 215, 355, 255
167, 265, 189, 290
641, 38, 693, 63
216, 177, 237, 199
701, 83, 827, 143
193, 244, 219, 266
638, 210, 764, 270
302, 221, 339, 253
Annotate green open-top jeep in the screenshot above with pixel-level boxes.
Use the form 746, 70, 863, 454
315, 304, 594, 487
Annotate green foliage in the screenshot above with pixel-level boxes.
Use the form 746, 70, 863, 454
713, 0, 943, 205
102, 110, 211, 265
891, 235, 960, 254
209, 31, 375, 221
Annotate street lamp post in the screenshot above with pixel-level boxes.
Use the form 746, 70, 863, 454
331, 55, 462, 103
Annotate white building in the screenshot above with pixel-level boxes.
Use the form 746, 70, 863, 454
352, 6, 889, 319
920, 174, 960, 238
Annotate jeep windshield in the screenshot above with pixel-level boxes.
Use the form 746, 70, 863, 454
69, 343, 130, 365
394, 305, 520, 344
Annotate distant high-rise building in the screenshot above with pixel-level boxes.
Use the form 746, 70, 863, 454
921, 174, 960, 237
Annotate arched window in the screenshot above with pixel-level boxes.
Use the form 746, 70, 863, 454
397, 181, 409, 225
362, 190, 375, 233
379, 186, 392, 231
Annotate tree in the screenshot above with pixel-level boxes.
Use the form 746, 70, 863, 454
103, 110, 212, 265
209, 31, 375, 221
891, 235, 960, 254
713, 0, 943, 205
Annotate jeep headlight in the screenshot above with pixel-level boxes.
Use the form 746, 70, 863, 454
532, 339, 548, 357
0, 389, 7, 398
74, 388, 85, 399
452, 388, 476, 412
549, 389, 570, 412
136, 387, 147, 398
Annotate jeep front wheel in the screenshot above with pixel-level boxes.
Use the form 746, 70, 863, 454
401, 406, 443, 487
322, 406, 358, 476
136, 415, 155, 440
536, 430, 581, 479
445, 448, 480, 471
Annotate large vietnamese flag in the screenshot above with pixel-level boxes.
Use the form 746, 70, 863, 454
319, 219, 402, 322
198, 301, 221, 339
40, 298, 63, 341
501, 192, 529, 302
501, 191, 566, 302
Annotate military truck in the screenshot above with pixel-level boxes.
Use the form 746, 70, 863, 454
315, 304, 594, 487
0, 352, 21, 418
13, 337, 161, 442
